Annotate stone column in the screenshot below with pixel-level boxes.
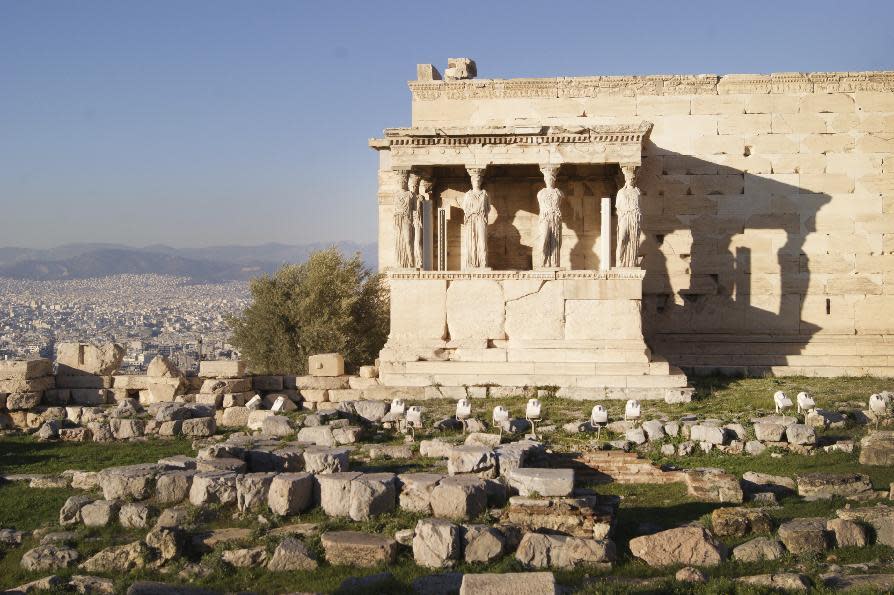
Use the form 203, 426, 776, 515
600, 196, 611, 271
461, 166, 490, 270
615, 165, 642, 269
536, 164, 564, 269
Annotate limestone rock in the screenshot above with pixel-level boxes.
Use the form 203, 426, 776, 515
296, 425, 337, 447
80, 542, 147, 573
318, 472, 361, 517
98, 464, 157, 501
119, 503, 152, 529
507, 468, 574, 497
236, 473, 275, 511
268, 472, 313, 516
859, 431, 894, 465
57, 342, 124, 376
625, 427, 647, 445
462, 524, 504, 563
785, 423, 816, 445
155, 471, 195, 504
222, 546, 268, 568
777, 518, 829, 554
303, 446, 349, 474
836, 505, 894, 546
629, 526, 725, 567
260, 415, 292, 438
420, 438, 454, 458
515, 532, 616, 568
448, 445, 497, 477
745, 440, 766, 455
220, 406, 250, 428
676, 567, 708, 583
147, 355, 182, 379
413, 518, 461, 568
188, 471, 237, 506
69, 575, 115, 594
690, 424, 726, 445
459, 572, 557, 595
684, 468, 743, 503
398, 472, 444, 513
733, 537, 786, 562
21, 544, 79, 571
797, 472, 875, 500
81, 500, 119, 527
754, 422, 786, 442
465, 432, 501, 448
711, 507, 772, 537
60, 495, 95, 526
246, 410, 274, 431
181, 417, 215, 437
737, 573, 810, 591
321, 531, 397, 567
641, 419, 666, 441
350, 472, 397, 521
742, 471, 796, 495
308, 353, 344, 377
266, 537, 318, 571
430, 476, 487, 520
144, 526, 181, 561
827, 518, 867, 547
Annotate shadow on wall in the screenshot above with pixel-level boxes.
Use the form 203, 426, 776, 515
638, 144, 833, 372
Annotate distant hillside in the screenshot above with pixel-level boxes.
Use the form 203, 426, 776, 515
0, 242, 377, 280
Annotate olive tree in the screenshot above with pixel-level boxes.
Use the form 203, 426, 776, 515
228, 248, 388, 374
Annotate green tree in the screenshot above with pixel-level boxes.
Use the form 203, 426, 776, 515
228, 248, 388, 374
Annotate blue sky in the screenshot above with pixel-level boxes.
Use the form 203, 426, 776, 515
1, 0, 892, 248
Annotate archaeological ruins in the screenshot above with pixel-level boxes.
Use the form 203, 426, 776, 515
371, 58, 894, 393
3, 58, 894, 594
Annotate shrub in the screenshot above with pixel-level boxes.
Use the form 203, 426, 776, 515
228, 248, 388, 374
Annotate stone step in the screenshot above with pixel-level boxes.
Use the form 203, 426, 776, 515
379, 370, 688, 390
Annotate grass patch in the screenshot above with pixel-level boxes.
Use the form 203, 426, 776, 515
0, 435, 193, 476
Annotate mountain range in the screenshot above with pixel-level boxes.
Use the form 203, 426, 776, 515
0, 242, 377, 281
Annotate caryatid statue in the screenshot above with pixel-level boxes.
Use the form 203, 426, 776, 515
462, 167, 490, 269
411, 175, 425, 268
392, 170, 415, 268
615, 165, 642, 268
537, 165, 564, 268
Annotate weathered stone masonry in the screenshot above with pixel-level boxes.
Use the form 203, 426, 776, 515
375, 64, 894, 378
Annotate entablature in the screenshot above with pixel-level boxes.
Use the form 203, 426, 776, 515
369, 122, 652, 167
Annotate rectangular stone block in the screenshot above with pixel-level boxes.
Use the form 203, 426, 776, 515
691, 95, 745, 115
855, 91, 894, 113
388, 279, 447, 341
746, 94, 799, 114
199, 360, 246, 379
636, 95, 691, 116
799, 93, 854, 113
718, 114, 771, 135
0, 359, 52, 380
771, 113, 827, 134
308, 353, 345, 377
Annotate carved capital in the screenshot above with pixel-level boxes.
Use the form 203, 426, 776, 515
539, 164, 561, 185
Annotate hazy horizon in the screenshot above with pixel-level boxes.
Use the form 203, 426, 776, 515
3, 0, 893, 249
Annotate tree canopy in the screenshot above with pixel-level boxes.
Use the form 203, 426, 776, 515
228, 248, 388, 375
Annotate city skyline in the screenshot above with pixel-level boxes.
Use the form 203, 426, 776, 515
3, 1, 893, 248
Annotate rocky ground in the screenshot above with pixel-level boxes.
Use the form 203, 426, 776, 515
1, 376, 894, 594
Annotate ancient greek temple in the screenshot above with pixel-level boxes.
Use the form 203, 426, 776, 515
369, 59, 692, 401
371, 58, 894, 396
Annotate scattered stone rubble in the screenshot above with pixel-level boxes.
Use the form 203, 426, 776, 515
4, 350, 894, 592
